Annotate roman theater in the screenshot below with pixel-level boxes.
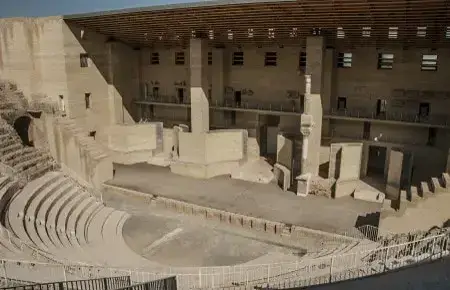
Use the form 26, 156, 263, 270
0, 0, 449, 289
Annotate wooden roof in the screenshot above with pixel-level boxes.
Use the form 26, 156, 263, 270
64, 0, 450, 48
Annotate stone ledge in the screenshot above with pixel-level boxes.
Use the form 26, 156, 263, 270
102, 184, 361, 244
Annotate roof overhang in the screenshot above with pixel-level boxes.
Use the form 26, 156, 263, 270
64, 0, 450, 48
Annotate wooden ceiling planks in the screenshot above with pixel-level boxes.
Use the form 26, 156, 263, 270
65, 0, 450, 47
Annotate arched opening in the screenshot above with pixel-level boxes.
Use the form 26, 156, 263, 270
13, 116, 33, 146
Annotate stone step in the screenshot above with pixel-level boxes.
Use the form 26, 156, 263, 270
7, 172, 62, 245
13, 155, 51, 171
0, 143, 22, 156
46, 186, 79, 249
87, 207, 115, 244
24, 174, 67, 250
2, 147, 35, 163
430, 177, 444, 193
67, 196, 96, 247
8, 150, 44, 167
57, 191, 90, 248
76, 202, 103, 247
27, 163, 56, 180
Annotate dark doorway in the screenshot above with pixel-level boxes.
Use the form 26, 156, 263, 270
367, 146, 387, 177
337, 97, 347, 110
177, 88, 184, 103
363, 122, 371, 140
376, 99, 387, 117
153, 87, 159, 98
234, 91, 242, 107
427, 127, 437, 146
419, 102, 430, 118
13, 116, 33, 146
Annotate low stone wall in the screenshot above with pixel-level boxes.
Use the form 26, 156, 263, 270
102, 184, 359, 244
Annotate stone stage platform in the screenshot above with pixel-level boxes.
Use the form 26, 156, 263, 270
107, 163, 381, 234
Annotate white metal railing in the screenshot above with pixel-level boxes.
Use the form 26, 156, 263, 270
327, 108, 450, 127
0, 230, 447, 289
135, 96, 303, 114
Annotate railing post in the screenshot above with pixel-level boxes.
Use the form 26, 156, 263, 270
1, 260, 7, 286
198, 268, 201, 288
329, 256, 334, 283
384, 247, 390, 271
62, 265, 67, 282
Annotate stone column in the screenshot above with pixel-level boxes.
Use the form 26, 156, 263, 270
303, 37, 325, 176
189, 38, 210, 133
300, 119, 312, 175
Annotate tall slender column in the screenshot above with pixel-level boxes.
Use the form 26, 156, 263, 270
189, 38, 210, 133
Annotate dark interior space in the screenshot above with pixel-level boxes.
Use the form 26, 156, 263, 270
367, 146, 387, 177
13, 115, 33, 146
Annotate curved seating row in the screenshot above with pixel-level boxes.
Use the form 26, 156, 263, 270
5, 171, 155, 271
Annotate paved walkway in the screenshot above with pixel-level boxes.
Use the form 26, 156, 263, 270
107, 163, 381, 233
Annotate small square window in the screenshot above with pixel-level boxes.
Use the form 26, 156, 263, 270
299, 52, 307, 71
208, 52, 212, 65
232, 52, 244, 66
388, 27, 398, 39
378, 53, 394, 69
337, 27, 345, 39
446, 27, 450, 39
85, 93, 91, 109
175, 52, 185, 65
268, 28, 275, 39
362, 27, 371, 37
337, 52, 352, 68
80, 53, 89, 67
151, 52, 159, 65
290, 27, 298, 38
247, 28, 254, 38
264, 52, 277, 66
227, 30, 233, 40
208, 30, 214, 40
417, 27, 427, 37
421, 54, 437, 71
337, 97, 347, 110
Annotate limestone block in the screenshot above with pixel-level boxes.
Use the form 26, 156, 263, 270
253, 219, 265, 232
265, 222, 276, 234
242, 218, 252, 229
430, 177, 443, 193
334, 179, 358, 198
410, 186, 420, 201
354, 190, 385, 203
274, 163, 291, 191
420, 181, 431, 197
296, 173, 311, 197
400, 190, 408, 202
441, 173, 450, 189
231, 158, 275, 184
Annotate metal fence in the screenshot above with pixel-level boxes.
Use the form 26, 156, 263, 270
327, 108, 450, 127
1, 276, 131, 290
0, 230, 447, 289
116, 277, 177, 290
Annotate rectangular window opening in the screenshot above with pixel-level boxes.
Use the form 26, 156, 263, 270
208, 52, 212, 65
337, 27, 345, 39
85, 93, 91, 109
175, 52, 185, 65
232, 51, 244, 66
151, 52, 160, 65
337, 97, 347, 110
264, 52, 277, 66
299, 52, 307, 71
337, 52, 352, 68
446, 27, 450, 39
152, 87, 159, 98
421, 54, 437, 71
80, 53, 89, 67
376, 99, 387, 116
388, 27, 398, 39
417, 27, 427, 37
362, 27, 371, 37
378, 53, 394, 69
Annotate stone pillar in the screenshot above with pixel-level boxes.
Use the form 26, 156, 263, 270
303, 37, 325, 176
386, 149, 404, 200
300, 114, 313, 175
189, 38, 210, 133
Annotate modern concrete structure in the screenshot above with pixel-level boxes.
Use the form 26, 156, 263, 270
1, 0, 450, 197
